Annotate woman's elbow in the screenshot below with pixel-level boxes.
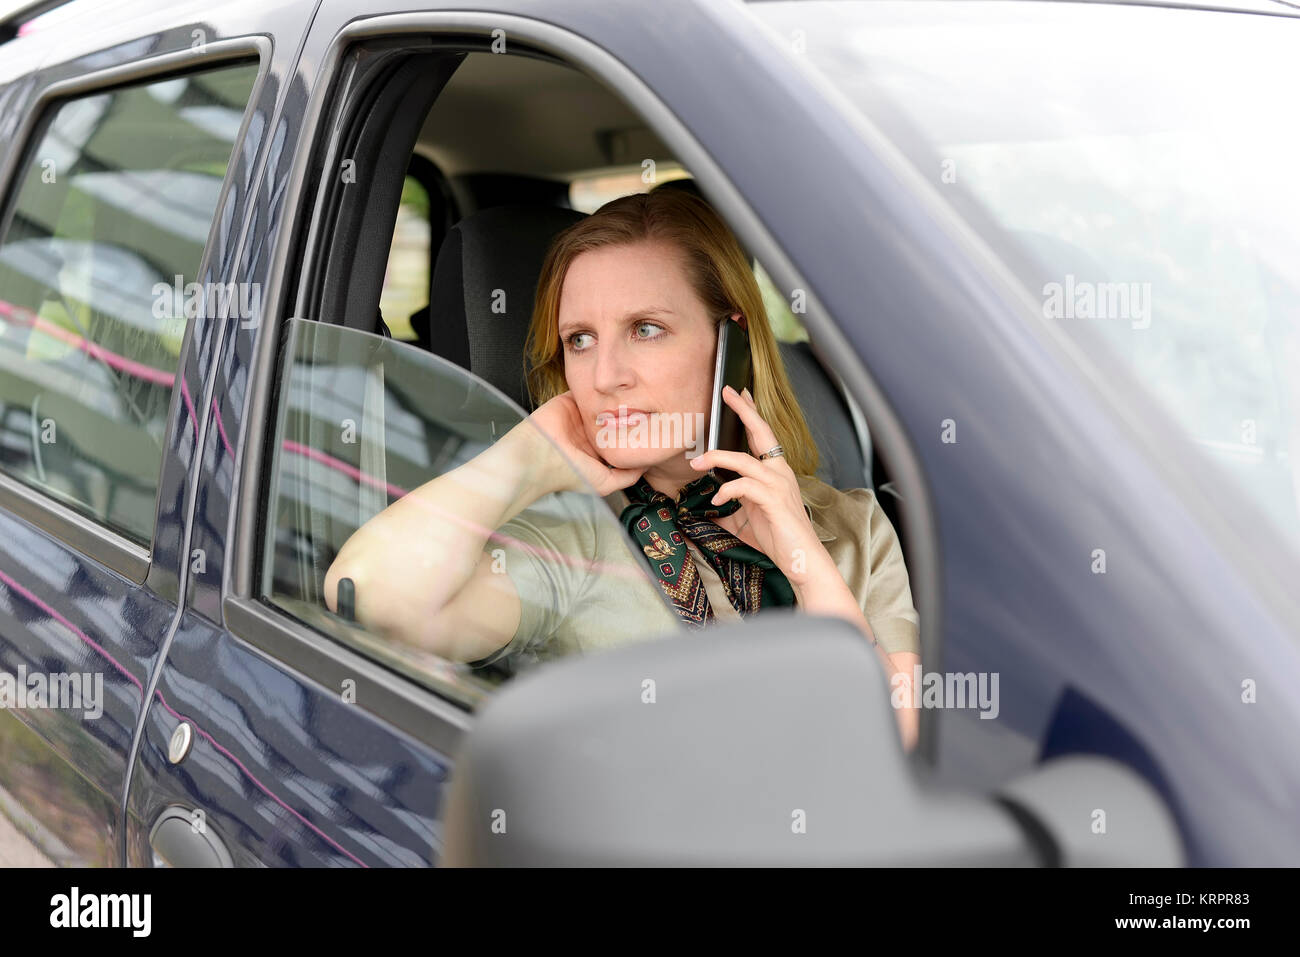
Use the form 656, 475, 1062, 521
323, 550, 402, 633
323, 554, 377, 622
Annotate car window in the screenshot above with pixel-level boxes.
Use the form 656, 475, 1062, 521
749, 0, 1300, 556
261, 318, 682, 704
265, 41, 921, 711
379, 173, 430, 342
0, 60, 259, 545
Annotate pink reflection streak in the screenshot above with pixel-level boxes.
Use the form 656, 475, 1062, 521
0, 299, 176, 387
0, 566, 367, 867
0, 297, 224, 469
211, 396, 234, 461
282, 440, 644, 580
181, 377, 198, 435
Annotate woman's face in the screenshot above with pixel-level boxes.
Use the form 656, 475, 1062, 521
557, 239, 721, 474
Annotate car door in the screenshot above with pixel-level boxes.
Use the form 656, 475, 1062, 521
0, 21, 268, 865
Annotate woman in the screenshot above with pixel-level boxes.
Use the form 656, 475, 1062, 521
325, 188, 920, 749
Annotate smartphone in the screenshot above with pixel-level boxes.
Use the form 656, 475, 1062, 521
705, 317, 753, 485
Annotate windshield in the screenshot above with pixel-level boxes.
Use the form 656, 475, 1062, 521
749, 0, 1300, 555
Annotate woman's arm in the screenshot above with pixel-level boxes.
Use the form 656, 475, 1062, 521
790, 553, 920, 752
323, 421, 573, 662
689, 386, 920, 752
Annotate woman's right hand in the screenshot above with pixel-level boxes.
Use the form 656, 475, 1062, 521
521, 391, 643, 497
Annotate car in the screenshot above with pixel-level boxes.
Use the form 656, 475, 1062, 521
0, 0, 1296, 867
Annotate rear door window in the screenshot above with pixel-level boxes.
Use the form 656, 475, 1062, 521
0, 61, 259, 544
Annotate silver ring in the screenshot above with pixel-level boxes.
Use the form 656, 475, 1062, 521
758, 445, 785, 461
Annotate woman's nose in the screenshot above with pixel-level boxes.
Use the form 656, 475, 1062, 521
592, 337, 636, 393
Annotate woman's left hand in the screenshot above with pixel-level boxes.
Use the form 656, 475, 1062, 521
688, 385, 825, 588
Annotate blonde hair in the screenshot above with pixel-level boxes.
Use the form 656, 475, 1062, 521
524, 188, 820, 479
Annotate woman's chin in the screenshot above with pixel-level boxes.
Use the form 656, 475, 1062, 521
599, 447, 688, 472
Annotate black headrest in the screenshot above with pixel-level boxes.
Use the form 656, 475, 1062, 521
415, 204, 587, 411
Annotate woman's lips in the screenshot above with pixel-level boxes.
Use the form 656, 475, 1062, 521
596, 408, 650, 425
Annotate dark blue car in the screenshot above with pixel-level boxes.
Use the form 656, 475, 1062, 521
0, 0, 1296, 866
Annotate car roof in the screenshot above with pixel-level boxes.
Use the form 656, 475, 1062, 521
7, 0, 1300, 53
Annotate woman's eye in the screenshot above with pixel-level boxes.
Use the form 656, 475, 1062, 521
565, 323, 662, 352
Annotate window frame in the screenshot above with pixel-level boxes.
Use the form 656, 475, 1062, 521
224, 12, 942, 759
0, 37, 270, 583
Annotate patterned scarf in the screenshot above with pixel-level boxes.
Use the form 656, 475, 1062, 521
619, 473, 795, 626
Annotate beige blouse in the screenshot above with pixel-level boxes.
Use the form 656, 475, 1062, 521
473, 473, 920, 670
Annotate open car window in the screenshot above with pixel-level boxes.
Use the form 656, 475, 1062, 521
261, 318, 682, 705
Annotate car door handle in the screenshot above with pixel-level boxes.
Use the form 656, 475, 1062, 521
148, 806, 233, 867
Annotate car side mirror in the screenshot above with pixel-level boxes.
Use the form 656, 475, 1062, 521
439, 611, 1183, 866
